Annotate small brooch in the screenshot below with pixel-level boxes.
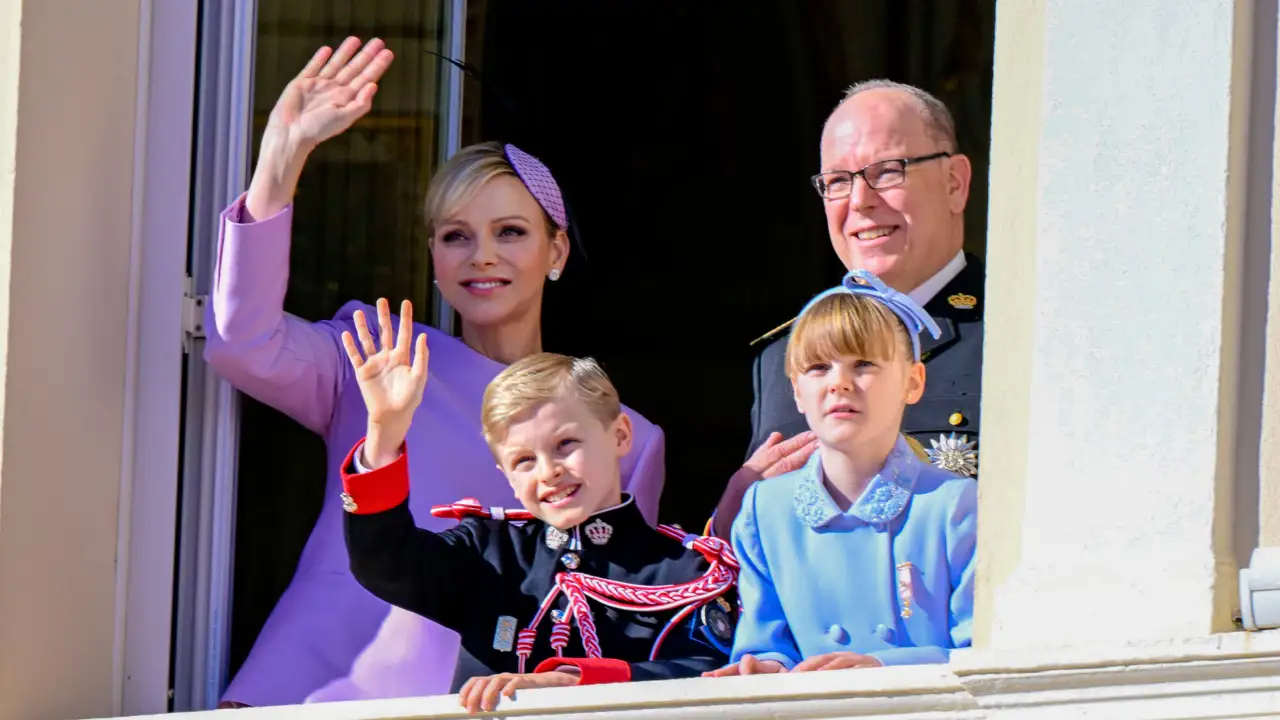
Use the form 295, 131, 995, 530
897, 562, 915, 619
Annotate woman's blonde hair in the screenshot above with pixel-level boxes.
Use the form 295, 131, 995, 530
481, 353, 622, 447
785, 293, 913, 377
423, 141, 559, 241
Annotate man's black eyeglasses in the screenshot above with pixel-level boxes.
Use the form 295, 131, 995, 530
811, 152, 952, 198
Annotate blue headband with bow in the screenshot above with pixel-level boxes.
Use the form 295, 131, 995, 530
796, 270, 942, 361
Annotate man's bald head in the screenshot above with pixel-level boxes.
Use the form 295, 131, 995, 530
824, 80, 958, 155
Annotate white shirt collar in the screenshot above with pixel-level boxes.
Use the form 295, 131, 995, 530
907, 251, 967, 307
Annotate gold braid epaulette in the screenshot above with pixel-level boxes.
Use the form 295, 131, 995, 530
749, 316, 798, 347
904, 434, 929, 462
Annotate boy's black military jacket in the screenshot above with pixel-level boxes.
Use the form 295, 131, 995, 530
341, 450, 736, 692
747, 254, 985, 478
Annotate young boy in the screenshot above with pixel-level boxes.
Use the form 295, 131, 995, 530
706, 270, 977, 676
337, 300, 738, 713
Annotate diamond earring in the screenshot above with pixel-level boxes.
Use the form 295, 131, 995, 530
548, 269, 562, 281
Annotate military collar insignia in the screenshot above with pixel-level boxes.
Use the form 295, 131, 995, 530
794, 437, 920, 529
544, 525, 570, 550
542, 494, 638, 549
925, 432, 978, 477
947, 293, 977, 310
585, 518, 613, 545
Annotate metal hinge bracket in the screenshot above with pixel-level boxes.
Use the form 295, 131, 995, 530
182, 275, 207, 353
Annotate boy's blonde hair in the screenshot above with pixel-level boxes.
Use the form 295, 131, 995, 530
423, 142, 559, 242
785, 293, 913, 377
481, 353, 622, 447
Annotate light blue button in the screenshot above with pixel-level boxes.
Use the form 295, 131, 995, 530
874, 623, 895, 642
827, 624, 849, 644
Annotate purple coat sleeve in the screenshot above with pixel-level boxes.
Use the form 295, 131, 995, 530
203, 196, 350, 434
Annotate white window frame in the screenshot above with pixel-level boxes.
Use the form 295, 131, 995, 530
116, 0, 201, 716
171, 0, 468, 711
433, 0, 467, 333
171, 0, 259, 711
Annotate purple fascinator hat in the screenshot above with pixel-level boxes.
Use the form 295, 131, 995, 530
503, 143, 568, 230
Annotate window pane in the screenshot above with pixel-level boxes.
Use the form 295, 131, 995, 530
229, 0, 447, 678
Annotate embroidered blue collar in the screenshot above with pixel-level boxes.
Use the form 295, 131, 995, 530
793, 437, 920, 528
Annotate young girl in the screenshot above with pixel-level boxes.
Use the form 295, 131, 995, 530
707, 269, 976, 675
205, 38, 665, 706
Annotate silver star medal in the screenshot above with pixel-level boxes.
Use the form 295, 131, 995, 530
925, 433, 978, 477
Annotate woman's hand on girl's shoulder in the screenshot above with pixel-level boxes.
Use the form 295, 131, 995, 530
745, 431, 819, 478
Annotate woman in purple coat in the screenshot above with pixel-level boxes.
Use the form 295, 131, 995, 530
205, 37, 666, 707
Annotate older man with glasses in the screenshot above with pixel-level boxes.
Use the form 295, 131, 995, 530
710, 80, 983, 539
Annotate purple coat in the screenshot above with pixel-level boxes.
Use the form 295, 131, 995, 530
205, 197, 666, 706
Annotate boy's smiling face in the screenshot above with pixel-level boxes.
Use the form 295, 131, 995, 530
792, 351, 925, 453
494, 394, 631, 530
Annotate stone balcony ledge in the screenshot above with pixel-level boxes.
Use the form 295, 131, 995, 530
113, 631, 1280, 720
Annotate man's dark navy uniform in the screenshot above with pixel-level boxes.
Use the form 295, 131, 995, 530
340, 447, 738, 691
748, 252, 983, 478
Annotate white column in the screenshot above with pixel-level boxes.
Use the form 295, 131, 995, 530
1243, 0, 1280, 635
978, 0, 1255, 649
1259, 0, 1280, 555
0, 1, 146, 718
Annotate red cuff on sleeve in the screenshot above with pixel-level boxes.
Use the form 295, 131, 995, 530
533, 657, 631, 685
339, 439, 409, 515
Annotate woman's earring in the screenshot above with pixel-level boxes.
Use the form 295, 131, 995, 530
548, 269, 562, 282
